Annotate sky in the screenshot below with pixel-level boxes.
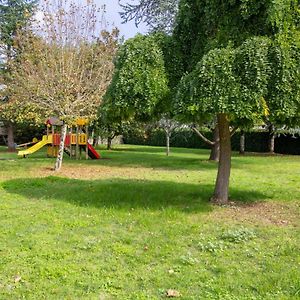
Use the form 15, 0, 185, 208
95, 0, 148, 39
33, 0, 148, 40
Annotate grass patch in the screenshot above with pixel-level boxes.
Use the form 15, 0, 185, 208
0, 145, 299, 299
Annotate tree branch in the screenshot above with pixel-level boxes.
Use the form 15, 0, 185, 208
230, 127, 238, 137
192, 126, 215, 146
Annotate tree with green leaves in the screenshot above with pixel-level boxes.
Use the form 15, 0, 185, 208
104, 32, 185, 156
97, 100, 134, 150
0, 0, 37, 151
104, 33, 169, 124
176, 37, 274, 203
174, 0, 300, 203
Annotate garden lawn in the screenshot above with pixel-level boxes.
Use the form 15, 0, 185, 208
0, 145, 299, 299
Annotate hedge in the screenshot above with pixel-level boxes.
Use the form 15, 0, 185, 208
124, 129, 300, 155
0, 124, 45, 146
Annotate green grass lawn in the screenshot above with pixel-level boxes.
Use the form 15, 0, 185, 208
0, 145, 299, 299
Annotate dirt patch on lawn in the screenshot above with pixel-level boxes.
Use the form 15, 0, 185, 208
210, 201, 300, 227
31, 164, 156, 180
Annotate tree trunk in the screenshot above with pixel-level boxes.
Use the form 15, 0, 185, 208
268, 125, 275, 154
209, 126, 220, 161
7, 122, 15, 152
54, 123, 67, 171
240, 130, 245, 155
93, 137, 98, 147
107, 137, 112, 150
166, 131, 170, 156
211, 114, 231, 204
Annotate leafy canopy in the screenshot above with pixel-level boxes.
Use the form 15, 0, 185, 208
104, 34, 169, 121
176, 38, 272, 121
174, 0, 300, 71
174, 0, 300, 126
0, 0, 37, 47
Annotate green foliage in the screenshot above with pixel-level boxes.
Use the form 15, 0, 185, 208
173, 0, 300, 128
176, 37, 272, 121
197, 227, 257, 253
0, 0, 36, 47
104, 34, 169, 121
97, 100, 139, 143
0, 0, 37, 86
152, 32, 184, 91
174, 0, 299, 71
149, 32, 185, 118
220, 227, 256, 243
267, 32, 300, 125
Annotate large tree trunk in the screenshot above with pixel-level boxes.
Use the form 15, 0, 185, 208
54, 123, 67, 171
211, 114, 231, 204
240, 130, 245, 155
268, 125, 275, 154
209, 126, 220, 161
7, 122, 15, 152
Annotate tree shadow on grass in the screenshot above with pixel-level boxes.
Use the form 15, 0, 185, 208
2, 177, 268, 212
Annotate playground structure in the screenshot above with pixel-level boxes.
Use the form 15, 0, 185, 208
18, 118, 100, 159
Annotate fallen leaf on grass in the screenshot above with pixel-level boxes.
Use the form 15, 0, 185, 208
14, 275, 21, 283
166, 289, 181, 297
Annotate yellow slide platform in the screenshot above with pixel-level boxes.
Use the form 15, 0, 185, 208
18, 135, 52, 157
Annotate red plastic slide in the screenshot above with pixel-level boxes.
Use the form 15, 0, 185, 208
87, 143, 101, 159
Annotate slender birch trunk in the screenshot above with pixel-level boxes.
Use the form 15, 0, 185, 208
54, 123, 67, 171
166, 130, 170, 156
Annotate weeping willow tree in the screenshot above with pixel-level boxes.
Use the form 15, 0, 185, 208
8, 0, 119, 170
